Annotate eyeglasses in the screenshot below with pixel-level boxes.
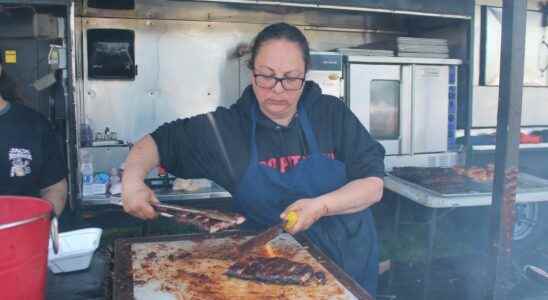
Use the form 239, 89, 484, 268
253, 73, 305, 91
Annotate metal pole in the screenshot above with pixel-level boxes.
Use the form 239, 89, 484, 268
464, 9, 475, 167
65, 1, 80, 214
487, 0, 527, 299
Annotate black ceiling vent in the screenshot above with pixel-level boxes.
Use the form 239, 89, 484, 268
87, 29, 137, 80
87, 0, 135, 10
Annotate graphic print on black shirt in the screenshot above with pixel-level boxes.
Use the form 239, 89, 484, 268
260, 152, 335, 173
8, 147, 32, 177
0, 103, 67, 197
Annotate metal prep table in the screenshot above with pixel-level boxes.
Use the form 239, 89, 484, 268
384, 173, 548, 300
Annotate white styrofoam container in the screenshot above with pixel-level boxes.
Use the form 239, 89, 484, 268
48, 227, 102, 274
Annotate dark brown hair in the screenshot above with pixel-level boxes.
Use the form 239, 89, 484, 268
247, 22, 310, 73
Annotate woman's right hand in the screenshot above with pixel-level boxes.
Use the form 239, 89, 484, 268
122, 179, 159, 220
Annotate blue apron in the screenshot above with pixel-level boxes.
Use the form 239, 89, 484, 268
234, 103, 379, 297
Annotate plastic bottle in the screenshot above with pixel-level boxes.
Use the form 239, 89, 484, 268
80, 118, 94, 147
109, 167, 122, 195
109, 167, 120, 185
80, 149, 94, 196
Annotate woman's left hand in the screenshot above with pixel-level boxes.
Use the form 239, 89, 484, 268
281, 198, 328, 234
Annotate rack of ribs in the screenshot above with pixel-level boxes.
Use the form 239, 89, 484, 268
225, 256, 326, 285
153, 204, 246, 233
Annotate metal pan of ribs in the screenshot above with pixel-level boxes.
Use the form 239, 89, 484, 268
391, 166, 494, 194
152, 203, 246, 233
225, 256, 326, 285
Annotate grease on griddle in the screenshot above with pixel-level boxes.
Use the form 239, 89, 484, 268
160, 283, 177, 293
314, 271, 327, 285
190, 241, 241, 260
168, 249, 191, 262
176, 269, 213, 285
145, 251, 157, 260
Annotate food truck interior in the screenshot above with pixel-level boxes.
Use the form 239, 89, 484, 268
1, 0, 547, 299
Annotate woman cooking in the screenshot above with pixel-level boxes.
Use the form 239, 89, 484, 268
122, 22, 385, 297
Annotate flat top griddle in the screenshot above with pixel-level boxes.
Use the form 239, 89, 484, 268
113, 231, 372, 300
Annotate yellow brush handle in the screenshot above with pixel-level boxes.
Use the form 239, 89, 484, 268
284, 211, 298, 231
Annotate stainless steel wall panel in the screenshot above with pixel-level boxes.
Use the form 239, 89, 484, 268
82, 18, 253, 142
81, 18, 370, 143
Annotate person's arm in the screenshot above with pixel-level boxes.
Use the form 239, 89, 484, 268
123, 109, 243, 220
40, 178, 67, 217
37, 117, 68, 217
319, 176, 383, 215
122, 135, 161, 219
282, 100, 385, 234
281, 177, 383, 234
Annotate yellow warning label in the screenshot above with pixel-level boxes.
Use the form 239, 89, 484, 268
5, 50, 16, 64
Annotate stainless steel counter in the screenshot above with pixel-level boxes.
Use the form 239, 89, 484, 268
81, 184, 231, 206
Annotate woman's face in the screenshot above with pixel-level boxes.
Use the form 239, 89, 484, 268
251, 39, 306, 124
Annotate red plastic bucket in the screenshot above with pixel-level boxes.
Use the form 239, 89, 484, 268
0, 196, 54, 300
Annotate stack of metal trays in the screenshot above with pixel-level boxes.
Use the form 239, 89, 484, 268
343, 37, 450, 59
336, 48, 394, 57
396, 37, 449, 58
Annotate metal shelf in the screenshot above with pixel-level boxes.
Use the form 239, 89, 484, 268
346, 55, 462, 65
81, 185, 231, 206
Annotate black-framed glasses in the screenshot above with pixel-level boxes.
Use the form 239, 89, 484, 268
253, 73, 305, 91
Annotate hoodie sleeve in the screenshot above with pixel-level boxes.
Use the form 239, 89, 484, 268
149, 108, 244, 191
150, 115, 210, 179
338, 104, 386, 181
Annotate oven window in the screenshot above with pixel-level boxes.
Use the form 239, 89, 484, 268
370, 80, 400, 139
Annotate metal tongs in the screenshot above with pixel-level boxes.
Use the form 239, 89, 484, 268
109, 196, 174, 218
109, 196, 244, 224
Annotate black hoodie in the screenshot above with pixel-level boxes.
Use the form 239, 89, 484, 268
151, 81, 385, 194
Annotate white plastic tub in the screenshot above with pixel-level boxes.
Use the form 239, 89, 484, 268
48, 227, 102, 274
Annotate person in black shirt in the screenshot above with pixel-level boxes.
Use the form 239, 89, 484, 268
0, 59, 67, 216
122, 23, 384, 296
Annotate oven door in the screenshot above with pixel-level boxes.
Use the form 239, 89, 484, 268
411, 65, 449, 153
347, 63, 411, 155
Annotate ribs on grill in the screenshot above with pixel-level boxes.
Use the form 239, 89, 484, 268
225, 256, 326, 285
